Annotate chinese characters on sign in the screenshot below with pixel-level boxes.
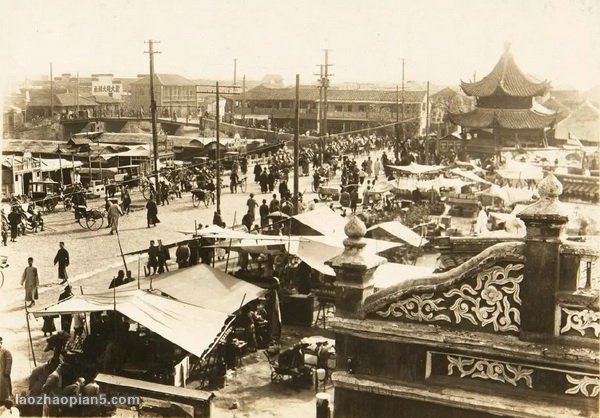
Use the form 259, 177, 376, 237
93, 84, 121, 94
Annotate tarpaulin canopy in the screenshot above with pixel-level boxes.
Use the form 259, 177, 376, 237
373, 263, 435, 290
496, 160, 544, 180
116, 264, 265, 313
181, 224, 304, 242
388, 163, 446, 175
32, 289, 228, 359
367, 221, 428, 247
290, 235, 401, 276
291, 206, 348, 236
450, 168, 492, 185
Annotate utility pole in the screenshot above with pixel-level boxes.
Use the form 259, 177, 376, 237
315, 50, 333, 164
314, 64, 324, 152
425, 81, 430, 165
50, 63, 54, 118
395, 85, 400, 161
76, 72, 79, 116
145, 39, 161, 203
233, 58, 237, 86
241, 74, 246, 126
401, 59, 405, 148
293, 74, 300, 215
196, 82, 240, 213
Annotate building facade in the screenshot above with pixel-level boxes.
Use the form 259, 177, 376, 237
129, 74, 197, 118
449, 44, 557, 156
225, 85, 429, 137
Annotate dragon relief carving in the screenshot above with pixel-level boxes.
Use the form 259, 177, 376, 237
560, 307, 600, 338
375, 263, 524, 332
447, 355, 534, 389
565, 374, 600, 398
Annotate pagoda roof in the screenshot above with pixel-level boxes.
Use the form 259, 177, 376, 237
448, 107, 556, 130
460, 44, 550, 98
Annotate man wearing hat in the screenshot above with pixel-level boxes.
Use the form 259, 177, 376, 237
53, 242, 70, 285
0, 337, 12, 403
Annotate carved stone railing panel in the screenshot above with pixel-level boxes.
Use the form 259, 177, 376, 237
565, 374, 600, 398
559, 305, 600, 339
370, 257, 524, 333
446, 354, 533, 388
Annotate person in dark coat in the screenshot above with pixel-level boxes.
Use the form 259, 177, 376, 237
278, 180, 289, 200
157, 240, 170, 273
259, 170, 269, 193
267, 170, 275, 192
146, 197, 159, 228
0, 337, 12, 403
269, 194, 280, 212
175, 242, 190, 268
7, 207, 21, 243
108, 270, 125, 289
253, 163, 262, 183
188, 238, 200, 265
53, 242, 70, 284
259, 199, 270, 228
42, 316, 56, 337
58, 286, 73, 333
147, 240, 158, 275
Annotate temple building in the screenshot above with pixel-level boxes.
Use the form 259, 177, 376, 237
450, 44, 557, 157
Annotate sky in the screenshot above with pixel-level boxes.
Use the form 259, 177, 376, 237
1, 0, 599, 92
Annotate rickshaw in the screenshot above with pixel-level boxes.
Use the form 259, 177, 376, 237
29, 179, 60, 212
191, 188, 216, 208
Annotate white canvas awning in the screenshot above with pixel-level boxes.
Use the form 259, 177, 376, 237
291, 206, 348, 236
450, 168, 492, 185
367, 221, 428, 247
32, 289, 228, 359
388, 163, 446, 175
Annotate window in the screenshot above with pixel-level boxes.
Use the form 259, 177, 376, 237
335, 105, 343, 112
358, 105, 367, 112
347, 105, 353, 112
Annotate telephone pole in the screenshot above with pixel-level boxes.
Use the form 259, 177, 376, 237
241, 74, 246, 126
293, 74, 300, 215
76, 72, 80, 116
196, 82, 240, 213
425, 80, 430, 165
395, 85, 400, 161
145, 39, 161, 202
401, 59, 405, 148
315, 50, 333, 164
50, 63, 54, 118
233, 58, 237, 86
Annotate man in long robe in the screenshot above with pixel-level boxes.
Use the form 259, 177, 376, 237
53, 242, 69, 284
0, 337, 12, 402
21, 257, 39, 307
107, 201, 123, 235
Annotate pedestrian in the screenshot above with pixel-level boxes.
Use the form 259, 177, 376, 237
366, 156, 373, 177
278, 179, 289, 200
157, 240, 170, 273
0, 337, 12, 403
53, 242, 70, 284
146, 197, 159, 228
58, 285, 73, 333
241, 211, 253, 231
1, 210, 8, 246
107, 200, 123, 235
108, 270, 125, 289
246, 193, 258, 224
175, 242, 190, 268
42, 315, 56, 337
230, 171, 239, 193
259, 170, 269, 193
21, 257, 39, 308
269, 194, 280, 213
121, 186, 131, 214
350, 188, 359, 214
7, 207, 20, 243
147, 240, 158, 275
259, 199, 269, 228
374, 157, 381, 178
267, 170, 275, 192
253, 163, 262, 183
188, 238, 199, 266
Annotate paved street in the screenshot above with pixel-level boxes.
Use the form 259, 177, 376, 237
0, 170, 324, 391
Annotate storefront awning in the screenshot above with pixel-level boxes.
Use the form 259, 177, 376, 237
367, 221, 428, 247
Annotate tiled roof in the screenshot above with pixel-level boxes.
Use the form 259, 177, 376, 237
87, 95, 123, 104
460, 45, 550, 98
242, 85, 426, 103
132, 74, 196, 86
448, 107, 556, 129
2, 139, 68, 155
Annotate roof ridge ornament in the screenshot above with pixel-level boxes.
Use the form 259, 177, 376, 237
343, 215, 367, 250
537, 173, 562, 199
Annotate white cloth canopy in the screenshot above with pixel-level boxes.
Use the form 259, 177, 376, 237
497, 160, 544, 180
291, 206, 348, 236
387, 163, 446, 175
367, 221, 428, 247
33, 289, 228, 359
183, 224, 303, 242
450, 168, 492, 185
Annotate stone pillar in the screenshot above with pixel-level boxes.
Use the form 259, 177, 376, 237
517, 174, 569, 339
326, 216, 386, 319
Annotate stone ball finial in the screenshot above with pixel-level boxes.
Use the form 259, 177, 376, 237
537, 173, 563, 199
345, 216, 367, 240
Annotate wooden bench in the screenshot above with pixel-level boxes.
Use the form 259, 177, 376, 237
96, 372, 215, 417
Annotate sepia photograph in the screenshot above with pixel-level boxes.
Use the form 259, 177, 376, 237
0, 0, 599, 417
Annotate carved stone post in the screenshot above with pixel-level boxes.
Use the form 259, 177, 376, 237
517, 174, 569, 338
326, 216, 387, 319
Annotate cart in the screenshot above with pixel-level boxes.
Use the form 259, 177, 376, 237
191, 188, 215, 208
75, 206, 105, 230
317, 185, 341, 201
29, 180, 60, 213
